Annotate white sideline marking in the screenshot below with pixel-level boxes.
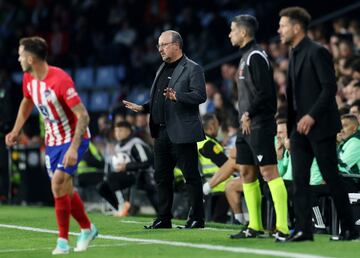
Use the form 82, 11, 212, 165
0, 224, 330, 258
120, 220, 232, 232
0, 244, 131, 254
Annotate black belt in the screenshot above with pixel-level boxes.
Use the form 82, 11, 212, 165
159, 123, 166, 127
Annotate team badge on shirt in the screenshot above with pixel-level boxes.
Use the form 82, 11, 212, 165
66, 88, 78, 100
44, 89, 52, 102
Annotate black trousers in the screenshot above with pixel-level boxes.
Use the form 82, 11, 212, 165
98, 171, 159, 212
154, 127, 204, 221
290, 131, 355, 234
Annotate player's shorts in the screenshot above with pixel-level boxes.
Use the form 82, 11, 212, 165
236, 123, 276, 166
45, 139, 89, 178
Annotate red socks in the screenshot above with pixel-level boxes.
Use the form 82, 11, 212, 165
70, 192, 91, 229
54, 195, 71, 239
54, 192, 91, 239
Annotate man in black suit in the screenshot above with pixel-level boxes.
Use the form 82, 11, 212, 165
278, 7, 358, 241
123, 30, 206, 229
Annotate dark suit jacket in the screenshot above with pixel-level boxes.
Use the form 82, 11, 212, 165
286, 37, 341, 141
143, 55, 206, 144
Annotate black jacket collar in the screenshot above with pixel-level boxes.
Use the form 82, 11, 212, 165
292, 36, 310, 53
239, 40, 256, 54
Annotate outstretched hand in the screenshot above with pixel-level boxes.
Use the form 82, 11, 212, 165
122, 100, 144, 112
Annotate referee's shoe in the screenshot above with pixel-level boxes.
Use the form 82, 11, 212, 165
230, 227, 264, 239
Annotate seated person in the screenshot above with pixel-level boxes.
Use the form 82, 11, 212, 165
349, 100, 360, 123
97, 121, 158, 216
337, 114, 360, 192
198, 113, 230, 223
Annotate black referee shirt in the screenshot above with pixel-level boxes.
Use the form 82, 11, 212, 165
237, 40, 276, 121
151, 56, 183, 125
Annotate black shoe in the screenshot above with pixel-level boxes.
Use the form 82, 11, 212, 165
272, 230, 290, 242
177, 220, 205, 229
284, 231, 314, 242
144, 219, 172, 229
330, 229, 359, 241
230, 227, 264, 239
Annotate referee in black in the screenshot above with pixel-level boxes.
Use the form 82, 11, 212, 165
228, 15, 289, 241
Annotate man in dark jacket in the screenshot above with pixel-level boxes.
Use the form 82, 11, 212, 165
278, 6, 358, 241
123, 30, 206, 229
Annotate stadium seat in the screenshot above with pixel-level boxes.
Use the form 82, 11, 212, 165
75, 67, 94, 89
95, 66, 118, 88
115, 65, 126, 81
89, 91, 110, 112
127, 88, 149, 104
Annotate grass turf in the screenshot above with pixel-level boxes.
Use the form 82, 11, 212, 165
0, 205, 358, 258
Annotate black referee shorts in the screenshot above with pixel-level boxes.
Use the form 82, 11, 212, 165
236, 122, 277, 166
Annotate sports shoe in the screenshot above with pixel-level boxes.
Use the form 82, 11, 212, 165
74, 224, 98, 252
230, 227, 264, 239
52, 238, 70, 255
272, 230, 290, 242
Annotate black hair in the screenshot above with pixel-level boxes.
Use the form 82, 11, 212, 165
19, 36, 48, 61
232, 15, 259, 38
350, 99, 360, 109
202, 113, 217, 130
341, 114, 359, 125
115, 121, 133, 131
279, 7, 312, 32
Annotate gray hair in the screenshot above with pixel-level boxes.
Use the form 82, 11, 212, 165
164, 30, 183, 49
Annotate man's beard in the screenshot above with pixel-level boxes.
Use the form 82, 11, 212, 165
22, 65, 32, 73
162, 56, 171, 63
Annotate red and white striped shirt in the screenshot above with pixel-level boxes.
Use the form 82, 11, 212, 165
22, 66, 90, 146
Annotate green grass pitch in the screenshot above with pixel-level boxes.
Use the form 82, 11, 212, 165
0, 206, 358, 258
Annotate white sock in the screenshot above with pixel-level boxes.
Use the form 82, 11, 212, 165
234, 213, 245, 224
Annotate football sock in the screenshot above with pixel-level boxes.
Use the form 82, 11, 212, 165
243, 180, 263, 231
54, 195, 71, 239
234, 213, 246, 224
268, 177, 289, 234
71, 192, 91, 229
